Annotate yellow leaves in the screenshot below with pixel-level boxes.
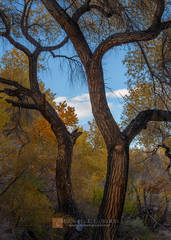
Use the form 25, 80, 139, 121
72, 121, 107, 212
32, 117, 56, 142
0, 96, 10, 131
0, 48, 30, 88
0, 177, 53, 226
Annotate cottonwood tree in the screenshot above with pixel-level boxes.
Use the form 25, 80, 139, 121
1, 0, 171, 239
0, 1, 82, 219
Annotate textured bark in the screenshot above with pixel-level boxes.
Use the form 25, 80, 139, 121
93, 145, 129, 240
55, 133, 81, 218
86, 63, 129, 239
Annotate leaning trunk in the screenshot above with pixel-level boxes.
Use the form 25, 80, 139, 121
93, 145, 129, 240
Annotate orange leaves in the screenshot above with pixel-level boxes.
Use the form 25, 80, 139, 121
32, 117, 56, 143
56, 101, 78, 128
30, 99, 79, 146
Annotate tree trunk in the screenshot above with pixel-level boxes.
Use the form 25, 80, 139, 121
93, 145, 129, 240
55, 129, 81, 218
32, 93, 81, 218
85, 62, 130, 240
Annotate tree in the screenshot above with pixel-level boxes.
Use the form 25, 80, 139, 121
0, 4, 82, 218
0, 72, 80, 238
1, 1, 171, 239
0, 47, 81, 221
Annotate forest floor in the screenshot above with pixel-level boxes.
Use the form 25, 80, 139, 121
0, 216, 171, 239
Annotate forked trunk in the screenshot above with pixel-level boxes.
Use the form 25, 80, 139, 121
93, 145, 129, 240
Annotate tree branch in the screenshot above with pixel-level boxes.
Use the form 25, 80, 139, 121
0, 9, 10, 36
0, 8, 31, 56
0, 87, 32, 98
93, 0, 171, 62
49, 51, 79, 62
71, 0, 116, 22
20, 0, 69, 55
123, 110, 171, 144
40, 36, 69, 52
0, 77, 28, 89
20, 0, 41, 48
71, 129, 82, 145
0, 169, 26, 197
6, 99, 39, 110
41, 0, 92, 66
0, 77, 33, 97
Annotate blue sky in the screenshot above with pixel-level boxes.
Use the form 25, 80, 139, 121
0, 40, 129, 126
40, 46, 129, 126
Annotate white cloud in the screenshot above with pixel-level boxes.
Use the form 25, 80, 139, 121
55, 95, 92, 120
106, 89, 129, 98
55, 88, 128, 121
71, 93, 90, 102
55, 96, 67, 102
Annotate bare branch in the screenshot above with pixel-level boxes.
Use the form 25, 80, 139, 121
123, 110, 171, 144
40, 36, 69, 52
20, 0, 69, 55
6, 35, 31, 56
93, 1, 171, 62
0, 77, 28, 89
151, 0, 165, 25
6, 99, 39, 110
0, 9, 10, 36
0, 8, 31, 56
49, 51, 78, 62
0, 87, 32, 99
0, 169, 26, 197
20, 0, 41, 48
41, 0, 92, 66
